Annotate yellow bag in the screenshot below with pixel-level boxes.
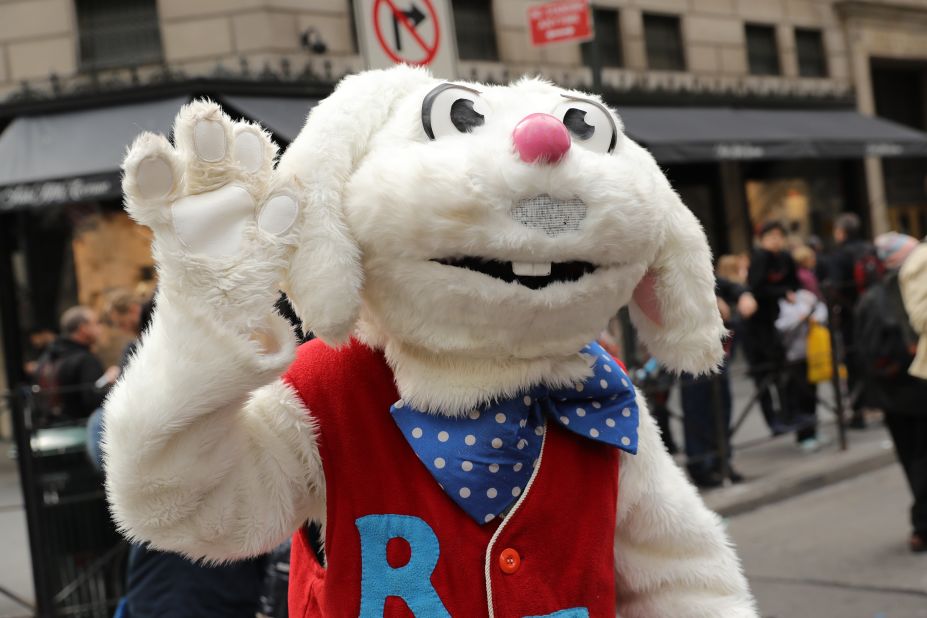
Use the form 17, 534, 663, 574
806, 320, 833, 384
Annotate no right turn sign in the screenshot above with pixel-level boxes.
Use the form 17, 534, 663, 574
354, 0, 459, 79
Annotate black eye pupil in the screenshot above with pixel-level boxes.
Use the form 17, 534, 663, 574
563, 108, 594, 140
450, 99, 484, 133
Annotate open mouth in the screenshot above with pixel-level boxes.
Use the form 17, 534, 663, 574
432, 257, 597, 289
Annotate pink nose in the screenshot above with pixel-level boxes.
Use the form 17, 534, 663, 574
512, 113, 571, 164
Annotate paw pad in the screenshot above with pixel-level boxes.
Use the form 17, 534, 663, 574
135, 156, 174, 200
193, 119, 227, 162
234, 130, 264, 173
258, 194, 299, 236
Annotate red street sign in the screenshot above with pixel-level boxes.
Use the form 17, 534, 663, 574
527, 0, 593, 47
373, 0, 440, 66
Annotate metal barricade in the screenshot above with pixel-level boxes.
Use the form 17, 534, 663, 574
9, 385, 127, 618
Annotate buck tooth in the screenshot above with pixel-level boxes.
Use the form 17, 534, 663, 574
512, 262, 553, 276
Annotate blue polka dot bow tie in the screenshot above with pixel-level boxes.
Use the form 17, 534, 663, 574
390, 342, 639, 525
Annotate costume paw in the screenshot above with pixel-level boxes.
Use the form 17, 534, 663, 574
124, 101, 299, 258
122, 101, 302, 324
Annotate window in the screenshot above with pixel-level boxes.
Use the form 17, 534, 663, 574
452, 0, 499, 61
581, 8, 622, 68
795, 28, 827, 77
745, 24, 780, 76
76, 0, 162, 70
643, 13, 685, 71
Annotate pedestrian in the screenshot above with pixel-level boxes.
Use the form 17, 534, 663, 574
898, 235, 927, 554
775, 288, 827, 452
745, 221, 799, 435
793, 245, 822, 299
23, 327, 56, 380
637, 356, 678, 455
86, 292, 155, 469
34, 306, 117, 423
903, 240, 927, 382
855, 232, 925, 553
823, 213, 881, 428
716, 254, 754, 360
104, 289, 151, 369
680, 256, 756, 487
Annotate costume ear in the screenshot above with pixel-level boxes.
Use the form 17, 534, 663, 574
276, 66, 435, 345
628, 174, 726, 374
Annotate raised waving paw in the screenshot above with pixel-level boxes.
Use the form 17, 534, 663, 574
122, 101, 299, 329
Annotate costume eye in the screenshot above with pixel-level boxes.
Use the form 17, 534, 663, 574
422, 83, 487, 140
554, 98, 618, 154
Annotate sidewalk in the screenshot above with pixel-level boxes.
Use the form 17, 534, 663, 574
663, 356, 899, 517
701, 420, 896, 517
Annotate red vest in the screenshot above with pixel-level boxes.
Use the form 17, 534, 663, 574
283, 339, 619, 617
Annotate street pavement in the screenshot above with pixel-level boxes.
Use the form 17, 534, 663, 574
728, 465, 927, 618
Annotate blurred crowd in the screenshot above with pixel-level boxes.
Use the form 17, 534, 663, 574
637, 213, 927, 555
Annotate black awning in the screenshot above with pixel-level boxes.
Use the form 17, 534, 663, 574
220, 96, 318, 143
0, 97, 188, 210
617, 107, 927, 162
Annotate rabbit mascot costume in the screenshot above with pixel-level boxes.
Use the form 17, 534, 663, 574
104, 66, 758, 617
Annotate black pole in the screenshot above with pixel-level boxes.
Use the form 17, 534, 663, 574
826, 297, 848, 452
711, 371, 730, 482
0, 214, 25, 415
0, 216, 52, 616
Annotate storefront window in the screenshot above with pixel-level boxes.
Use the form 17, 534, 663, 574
743, 160, 853, 245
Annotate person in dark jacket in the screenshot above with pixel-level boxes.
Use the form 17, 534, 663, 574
41, 306, 116, 421
681, 256, 756, 487
824, 213, 877, 428
744, 221, 799, 435
858, 233, 926, 553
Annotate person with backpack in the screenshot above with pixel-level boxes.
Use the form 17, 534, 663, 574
855, 232, 926, 553
825, 213, 883, 429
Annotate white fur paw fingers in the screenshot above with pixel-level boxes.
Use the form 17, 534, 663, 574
233, 124, 277, 178
172, 100, 235, 195
122, 132, 182, 228
258, 191, 299, 239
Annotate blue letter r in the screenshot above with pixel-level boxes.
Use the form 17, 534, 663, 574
356, 514, 450, 617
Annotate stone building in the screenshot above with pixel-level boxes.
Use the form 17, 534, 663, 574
1, 0, 927, 394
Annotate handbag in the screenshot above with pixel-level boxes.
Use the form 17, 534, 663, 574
806, 319, 833, 384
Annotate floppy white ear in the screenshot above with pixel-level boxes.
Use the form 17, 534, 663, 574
276, 66, 435, 344
628, 172, 726, 374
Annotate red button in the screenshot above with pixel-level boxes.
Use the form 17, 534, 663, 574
499, 548, 521, 574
